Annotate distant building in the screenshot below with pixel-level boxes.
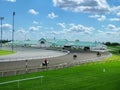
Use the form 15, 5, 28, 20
7, 38, 107, 50
39, 38, 107, 50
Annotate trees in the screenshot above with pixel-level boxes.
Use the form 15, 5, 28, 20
105, 42, 120, 46
0, 40, 10, 44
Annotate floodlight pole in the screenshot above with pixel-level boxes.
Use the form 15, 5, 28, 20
12, 12, 15, 52
0, 17, 4, 48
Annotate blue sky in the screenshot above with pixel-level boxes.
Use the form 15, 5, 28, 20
0, 0, 120, 42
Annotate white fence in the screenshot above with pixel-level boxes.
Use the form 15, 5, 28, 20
0, 53, 112, 77
0, 76, 44, 88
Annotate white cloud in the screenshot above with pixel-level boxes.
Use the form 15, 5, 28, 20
109, 18, 120, 21
96, 24, 120, 42
51, 23, 95, 35
89, 15, 106, 21
68, 24, 94, 34
108, 8, 120, 22
54, 23, 94, 35
17, 28, 28, 34
108, 24, 116, 30
105, 31, 116, 35
98, 15, 106, 21
53, 0, 110, 14
97, 24, 120, 38
49, 23, 120, 42
28, 9, 39, 15
110, 6, 120, 13
110, 6, 120, 16
107, 24, 120, 31
29, 26, 41, 31
15, 28, 29, 40
89, 15, 100, 18
51, 31, 60, 35
33, 21, 39, 24
48, 12, 58, 19
1, 23, 12, 30
50, 23, 95, 36
101, 25, 105, 28
98, 30, 104, 33
6, 0, 16, 2
57, 23, 66, 28
51, 30, 67, 35
117, 12, 120, 17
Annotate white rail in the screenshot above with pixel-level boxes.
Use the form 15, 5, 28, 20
0, 76, 44, 85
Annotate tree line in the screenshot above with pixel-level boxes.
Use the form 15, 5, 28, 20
0, 40, 11, 44
104, 42, 120, 46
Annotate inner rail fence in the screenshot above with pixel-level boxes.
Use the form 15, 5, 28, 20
0, 54, 112, 77
0, 76, 44, 88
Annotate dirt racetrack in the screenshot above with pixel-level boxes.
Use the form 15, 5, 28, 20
0, 52, 110, 71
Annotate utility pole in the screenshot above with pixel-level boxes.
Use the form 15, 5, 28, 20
12, 12, 15, 52
0, 17, 4, 48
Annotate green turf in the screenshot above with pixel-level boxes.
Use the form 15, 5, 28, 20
0, 50, 15, 56
107, 46, 120, 55
0, 46, 120, 90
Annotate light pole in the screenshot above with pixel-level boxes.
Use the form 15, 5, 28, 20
12, 12, 15, 52
0, 17, 4, 48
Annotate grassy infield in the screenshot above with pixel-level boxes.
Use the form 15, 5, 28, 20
0, 50, 15, 56
0, 46, 120, 90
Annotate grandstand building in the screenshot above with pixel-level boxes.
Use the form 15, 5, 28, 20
7, 38, 107, 50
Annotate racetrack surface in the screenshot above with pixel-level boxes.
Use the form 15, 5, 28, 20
0, 46, 110, 71
0, 47, 67, 62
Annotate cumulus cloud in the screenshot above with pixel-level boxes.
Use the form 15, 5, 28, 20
51, 30, 67, 35
53, 23, 94, 35
51, 31, 60, 35
97, 15, 106, 21
17, 28, 27, 34
117, 12, 120, 17
28, 9, 39, 15
109, 18, 120, 21
96, 24, 120, 38
29, 26, 41, 31
68, 24, 94, 34
6, 0, 16, 2
107, 24, 120, 31
109, 11, 120, 22
89, 15, 106, 21
105, 31, 116, 35
47, 12, 58, 19
111, 6, 120, 13
98, 30, 104, 33
109, 6, 120, 21
1, 23, 12, 30
33, 21, 39, 24
53, 0, 110, 14
89, 15, 100, 18
51, 23, 93, 36
57, 23, 66, 28
108, 24, 116, 30
108, 9, 120, 22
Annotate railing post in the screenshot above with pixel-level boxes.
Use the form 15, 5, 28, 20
2, 72, 4, 77
14, 70, 17, 76
25, 60, 28, 73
